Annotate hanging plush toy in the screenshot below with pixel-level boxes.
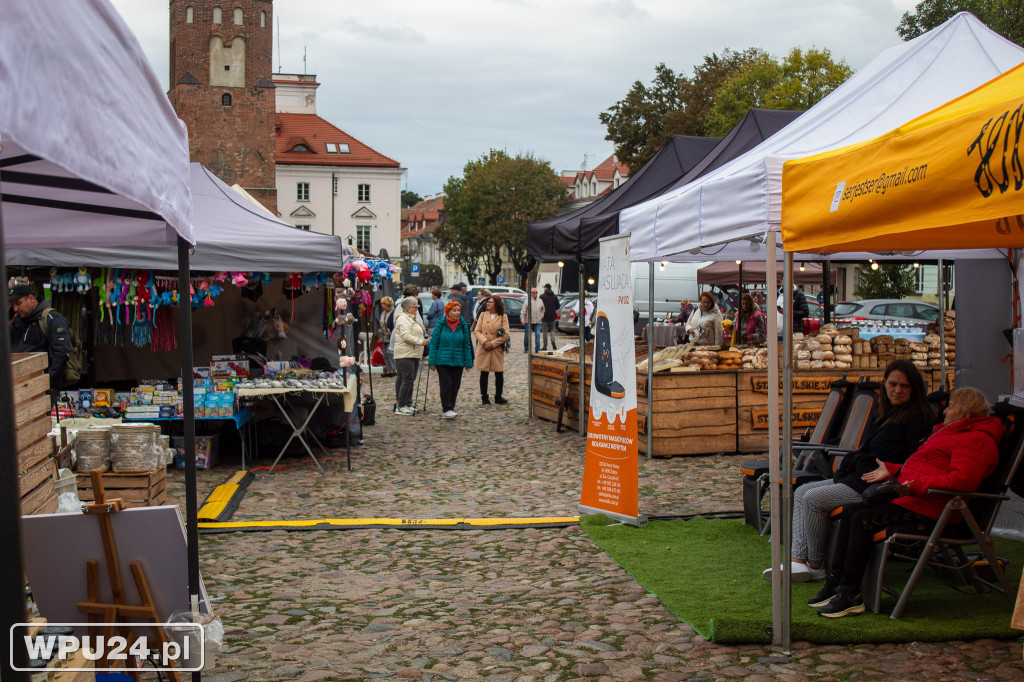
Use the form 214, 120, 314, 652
301, 272, 320, 292
206, 283, 223, 306
75, 267, 91, 293
231, 272, 249, 287
50, 268, 60, 292
213, 272, 229, 283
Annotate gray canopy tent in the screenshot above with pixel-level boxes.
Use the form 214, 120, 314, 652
0, 1, 198, 678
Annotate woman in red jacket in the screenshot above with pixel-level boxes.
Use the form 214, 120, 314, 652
814, 386, 1003, 618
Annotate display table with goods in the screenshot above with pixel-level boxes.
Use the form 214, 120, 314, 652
531, 322, 953, 457
236, 370, 357, 473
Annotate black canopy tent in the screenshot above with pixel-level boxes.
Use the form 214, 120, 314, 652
527, 110, 803, 263
528, 135, 720, 263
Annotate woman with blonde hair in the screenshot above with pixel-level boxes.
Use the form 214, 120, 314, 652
816, 386, 1003, 618
378, 296, 396, 377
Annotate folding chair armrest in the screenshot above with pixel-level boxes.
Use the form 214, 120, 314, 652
825, 448, 856, 457
924, 488, 1010, 501
792, 442, 825, 452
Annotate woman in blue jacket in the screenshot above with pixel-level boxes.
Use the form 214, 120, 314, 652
428, 301, 474, 419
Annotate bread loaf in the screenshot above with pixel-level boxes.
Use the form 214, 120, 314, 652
835, 353, 853, 363
833, 344, 852, 354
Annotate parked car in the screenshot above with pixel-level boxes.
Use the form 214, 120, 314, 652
557, 293, 598, 334
467, 285, 527, 299
833, 298, 941, 324
493, 293, 527, 328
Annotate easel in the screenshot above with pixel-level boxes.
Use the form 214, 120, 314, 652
76, 470, 182, 682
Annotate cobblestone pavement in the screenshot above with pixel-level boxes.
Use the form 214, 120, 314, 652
164, 330, 1024, 681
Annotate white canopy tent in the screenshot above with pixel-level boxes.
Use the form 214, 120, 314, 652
9, 164, 344, 272
619, 13, 1024, 261
0, 1, 198, 676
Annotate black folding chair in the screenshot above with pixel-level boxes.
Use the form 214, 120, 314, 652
861, 401, 1024, 618
740, 377, 855, 533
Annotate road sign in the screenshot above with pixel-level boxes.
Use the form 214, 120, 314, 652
497, 276, 504, 284
477, 277, 485, 285
816, 291, 824, 304
411, 264, 420, 276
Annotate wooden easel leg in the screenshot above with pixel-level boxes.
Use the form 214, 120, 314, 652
131, 562, 182, 682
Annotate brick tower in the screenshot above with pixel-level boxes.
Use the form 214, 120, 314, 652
169, 1, 277, 214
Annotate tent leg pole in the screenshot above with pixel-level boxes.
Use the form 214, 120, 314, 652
527, 271, 534, 419
823, 258, 831, 324
765, 240, 782, 649
0, 187, 30, 680
176, 237, 202, 682
938, 259, 947, 391
782, 250, 794, 654
647, 262, 654, 460
578, 267, 585, 434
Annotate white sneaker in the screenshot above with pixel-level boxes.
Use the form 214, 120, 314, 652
396, 406, 416, 415
763, 562, 824, 582
442, 410, 456, 419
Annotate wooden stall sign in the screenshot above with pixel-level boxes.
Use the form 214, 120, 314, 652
531, 385, 560, 407
531, 360, 567, 380
751, 408, 822, 429
751, 375, 850, 394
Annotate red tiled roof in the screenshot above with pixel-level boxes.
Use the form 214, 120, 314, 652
592, 154, 628, 180
275, 113, 400, 167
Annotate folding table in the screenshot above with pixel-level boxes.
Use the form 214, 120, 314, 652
237, 375, 356, 472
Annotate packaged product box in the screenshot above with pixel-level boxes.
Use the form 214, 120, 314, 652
192, 366, 212, 379
93, 388, 113, 407
173, 435, 219, 469
113, 392, 131, 410
130, 386, 155, 405
59, 391, 79, 411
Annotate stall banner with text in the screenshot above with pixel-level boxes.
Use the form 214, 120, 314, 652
579, 234, 640, 523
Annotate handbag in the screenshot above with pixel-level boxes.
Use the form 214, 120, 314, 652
496, 326, 510, 352
862, 481, 901, 506
361, 395, 376, 426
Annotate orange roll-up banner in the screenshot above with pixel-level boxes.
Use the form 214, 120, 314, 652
579, 234, 646, 526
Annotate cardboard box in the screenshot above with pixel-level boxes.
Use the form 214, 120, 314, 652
130, 386, 155, 405
92, 388, 113, 408
192, 366, 211, 379
173, 435, 219, 469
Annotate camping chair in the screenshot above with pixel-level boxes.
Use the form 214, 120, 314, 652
861, 401, 1024, 618
740, 377, 855, 533
744, 379, 880, 535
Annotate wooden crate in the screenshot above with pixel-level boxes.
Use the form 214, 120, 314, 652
530, 357, 591, 431
637, 370, 736, 456
11, 352, 47, 382
77, 468, 167, 508
20, 474, 57, 516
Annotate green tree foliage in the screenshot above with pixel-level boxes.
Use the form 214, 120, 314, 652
416, 264, 443, 288
601, 48, 851, 169
897, 0, 1024, 45
707, 48, 853, 136
401, 190, 423, 208
437, 150, 563, 286
854, 264, 917, 299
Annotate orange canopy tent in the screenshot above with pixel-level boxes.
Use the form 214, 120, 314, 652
781, 61, 1024, 253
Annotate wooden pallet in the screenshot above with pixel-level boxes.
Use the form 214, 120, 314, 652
14, 353, 56, 515
77, 468, 167, 507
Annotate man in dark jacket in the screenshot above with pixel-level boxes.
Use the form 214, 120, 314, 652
10, 283, 72, 390
539, 284, 560, 350
450, 283, 473, 326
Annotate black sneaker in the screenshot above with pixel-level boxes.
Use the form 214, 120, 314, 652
817, 586, 864, 618
807, 578, 839, 608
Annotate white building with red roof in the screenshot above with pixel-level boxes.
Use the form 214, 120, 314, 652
274, 73, 405, 256
561, 153, 629, 201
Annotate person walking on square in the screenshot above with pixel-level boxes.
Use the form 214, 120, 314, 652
474, 295, 510, 405
428, 300, 474, 419
426, 287, 444, 332
393, 296, 429, 415
377, 296, 396, 377
540, 284, 559, 350
522, 288, 544, 352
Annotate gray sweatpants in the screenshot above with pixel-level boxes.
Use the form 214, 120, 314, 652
541, 320, 557, 349
792, 479, 862, 564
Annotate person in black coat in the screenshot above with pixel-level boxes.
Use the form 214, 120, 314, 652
10, 283, 72, 390
539, 285, 560, 350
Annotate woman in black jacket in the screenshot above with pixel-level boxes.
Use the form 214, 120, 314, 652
764, 359, 933, 583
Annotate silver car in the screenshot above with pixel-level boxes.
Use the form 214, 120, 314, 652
833, 299, 941, 324
557, 294, 598, 334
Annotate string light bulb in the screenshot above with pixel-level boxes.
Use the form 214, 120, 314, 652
659, 261, 666, 271
799, 263, 806, 271
913, 262, 920, 268
871, 262, 879, 270
557, 261, 564, 268
735, 260, 742, 265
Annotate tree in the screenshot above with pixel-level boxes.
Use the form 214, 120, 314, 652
401, 190, 423, 208
601, 47, 851, 169
706, 48, 852, 136
417, 264, 443, 288
437, 150, 563, 286
598, 63, 689, 172
854, 264, 917, 299
897, 0, 1024, 45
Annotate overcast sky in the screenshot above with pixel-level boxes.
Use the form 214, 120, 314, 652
110, 0, 920, 197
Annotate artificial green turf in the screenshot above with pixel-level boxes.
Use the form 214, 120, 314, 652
580, 514, 1024, 644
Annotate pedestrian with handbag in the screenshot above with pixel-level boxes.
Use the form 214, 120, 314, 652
474, 295, 510, 405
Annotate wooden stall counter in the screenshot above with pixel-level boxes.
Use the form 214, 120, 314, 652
531, 354, 955, 457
